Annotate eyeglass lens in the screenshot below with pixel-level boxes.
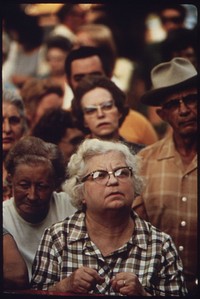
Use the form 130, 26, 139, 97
162, 94, 197, 110
83, 101, 114, 115
82, 167, 132, 185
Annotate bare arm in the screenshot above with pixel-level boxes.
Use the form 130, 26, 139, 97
3, 233, 29, 290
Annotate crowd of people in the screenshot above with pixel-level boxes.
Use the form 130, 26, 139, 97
2, 2, 198, 297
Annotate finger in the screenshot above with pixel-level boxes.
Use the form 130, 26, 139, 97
111, 278, 123, 292
83, 267, 105, 284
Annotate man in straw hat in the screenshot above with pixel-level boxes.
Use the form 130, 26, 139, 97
133, 57, 197, 295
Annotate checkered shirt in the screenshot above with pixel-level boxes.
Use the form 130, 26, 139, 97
31, 210, 187, 296
134, 132, 197, 289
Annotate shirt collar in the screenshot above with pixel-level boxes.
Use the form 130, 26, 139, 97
157, 133, 197, 170
68, 211, 89, 243
157, 133, 176, 160
68, 210, 150, 251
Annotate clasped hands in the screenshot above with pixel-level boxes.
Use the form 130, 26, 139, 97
59, 266, 150, 296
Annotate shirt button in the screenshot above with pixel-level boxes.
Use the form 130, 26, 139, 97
181, 196, 187, 202
179, 246, 184, 251
181, 221, 186, 227
103, 265, 109, 271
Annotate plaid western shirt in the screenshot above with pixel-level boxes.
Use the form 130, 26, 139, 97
31, 210, 187, 296
134, 133, 197, 291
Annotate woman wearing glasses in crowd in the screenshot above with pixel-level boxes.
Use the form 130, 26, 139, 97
2, 89, 28, 200
31, 138, 187, 296
71, 74, 144, 154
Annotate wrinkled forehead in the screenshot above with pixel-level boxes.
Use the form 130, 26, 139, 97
81, 87, 113, 105
84, 151, 126, 171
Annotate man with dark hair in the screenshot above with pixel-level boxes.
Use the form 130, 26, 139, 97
65, 46, 113, 88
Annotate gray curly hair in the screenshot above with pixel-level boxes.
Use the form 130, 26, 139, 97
63, 138, 144, 210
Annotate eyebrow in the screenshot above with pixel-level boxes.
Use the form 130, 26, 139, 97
83, 100, 113, 106
73, 71, 104, 78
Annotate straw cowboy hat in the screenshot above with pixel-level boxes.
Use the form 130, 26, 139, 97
141, 57, 197, 106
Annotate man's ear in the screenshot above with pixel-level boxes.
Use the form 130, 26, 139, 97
156, 108, 167, 122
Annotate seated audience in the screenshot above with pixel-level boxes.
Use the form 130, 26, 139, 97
3, 89, 28, 200
133, 57, 197, 296
72, 74, 144, 154
3, 227, 29, 290
31, 138, 187, 296
65, 46, 158, 145
3, 136, 76, 280
32, 108, 85, 163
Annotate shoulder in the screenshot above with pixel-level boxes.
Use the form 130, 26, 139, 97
51, 191, 77, 214
44, 210, 83, 238
52, 191, 74, 206
119, 137, 145, 154
3, 197, 15, 211
126, 109, 156, 129
137, 135, 170, 159
134, 212, 174, 245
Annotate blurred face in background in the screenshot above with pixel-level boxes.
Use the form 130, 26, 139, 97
3, 102, 24, 154
66, 5, 86, 33
58, 127, 84, 163
46, 48, 68, 77
160, 9, 184, 32
70, 56, 105, 90
33, 93, 63, 129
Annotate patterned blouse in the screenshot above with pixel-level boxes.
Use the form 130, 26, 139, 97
31, 210, 187, 296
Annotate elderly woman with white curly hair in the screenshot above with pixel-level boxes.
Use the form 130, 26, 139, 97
31, 138, 187, 296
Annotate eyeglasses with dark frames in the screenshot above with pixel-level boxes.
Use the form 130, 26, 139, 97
82, 100, 114, 116
162, 94, 197, 110
81, 166, 133, 185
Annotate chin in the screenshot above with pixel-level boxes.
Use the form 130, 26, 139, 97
98, 132, 115, 139
180, 129, 197, 137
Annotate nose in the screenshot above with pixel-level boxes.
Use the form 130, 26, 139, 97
3, 118, 12, 133
179, 100, 190, 115
96, 106, 105, 118
106, 172, 118, 186
27, 185, 38, 201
